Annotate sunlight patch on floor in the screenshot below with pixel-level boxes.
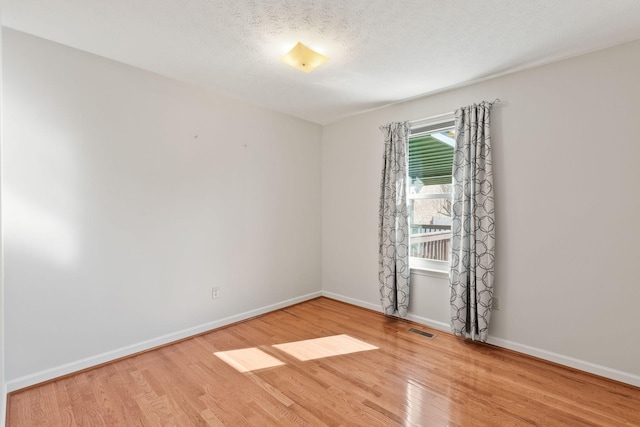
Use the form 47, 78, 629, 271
214, 348, 285, 373
273, 334, 378, 361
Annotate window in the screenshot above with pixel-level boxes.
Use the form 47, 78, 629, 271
408, 115, 455, 272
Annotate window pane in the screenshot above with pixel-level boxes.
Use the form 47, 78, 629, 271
408, 120, 454, 267
408, 130, 455, 187
410, 183, 453, 196
409, 190, 452, 262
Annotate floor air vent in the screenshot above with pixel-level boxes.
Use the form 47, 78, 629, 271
408, 328, 436, 339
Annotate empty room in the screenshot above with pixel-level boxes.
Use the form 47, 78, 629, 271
1, 1, 640, 426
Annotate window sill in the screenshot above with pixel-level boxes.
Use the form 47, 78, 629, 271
410, 267, 449, 279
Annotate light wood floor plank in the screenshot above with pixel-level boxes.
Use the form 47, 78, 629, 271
7, 297, 640, 426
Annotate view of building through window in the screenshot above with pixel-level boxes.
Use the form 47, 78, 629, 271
409, 184, 452, 261
408, 125, 455, 266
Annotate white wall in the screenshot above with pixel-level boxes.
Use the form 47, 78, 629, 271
3, 25, 640, 396
322, 39, 640, 385
2, 28, 322, 389
0, 8, 6, 426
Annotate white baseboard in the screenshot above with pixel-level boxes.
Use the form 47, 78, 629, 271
404, 313, 451, 332
486, 336, 640, 388
7, 290, 639, 391
321, 291, 451, 332
6, 291, 322, 393
321, 291, 640, 388
321, 291, 382, 312
0, 382, 6, 427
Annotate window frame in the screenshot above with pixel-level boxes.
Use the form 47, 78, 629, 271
408, 113, 455, 274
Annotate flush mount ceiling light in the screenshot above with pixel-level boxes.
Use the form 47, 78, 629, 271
279, 42, 329, 73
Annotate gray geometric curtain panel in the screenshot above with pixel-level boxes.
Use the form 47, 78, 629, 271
378, 122, 410, 317
450, 102, 496, 342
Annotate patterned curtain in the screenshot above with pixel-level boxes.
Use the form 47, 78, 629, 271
378, 122, 410, 317
450, 102, 495, 342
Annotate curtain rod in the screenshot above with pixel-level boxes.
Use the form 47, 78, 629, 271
408, 98, 501, 126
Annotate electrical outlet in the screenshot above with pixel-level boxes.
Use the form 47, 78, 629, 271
492, 297, 500, 310
212, 287, 220, 299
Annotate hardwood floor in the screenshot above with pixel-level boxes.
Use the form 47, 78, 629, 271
7, 297, 640, 426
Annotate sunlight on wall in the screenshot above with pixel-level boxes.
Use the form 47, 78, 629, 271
3, 188, 78, 267
3, 67, 82, 269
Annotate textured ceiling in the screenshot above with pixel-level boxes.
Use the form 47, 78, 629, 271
3, 0, 640, 124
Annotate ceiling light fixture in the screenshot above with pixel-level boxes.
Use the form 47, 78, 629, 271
279, 42, 329, 73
